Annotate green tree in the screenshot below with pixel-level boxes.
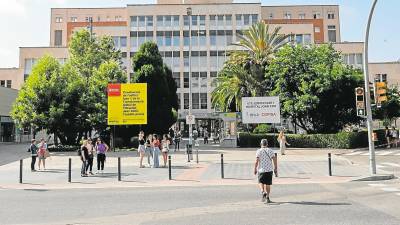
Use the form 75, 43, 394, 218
212, 22, 291, 111
269, 44, 363, 133
131, 42, 178, 135
373, 87, 400, 125
12, 30, 126, 145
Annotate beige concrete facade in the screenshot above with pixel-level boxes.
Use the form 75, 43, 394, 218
0, 68, 23, 90
370, 62, 400, 87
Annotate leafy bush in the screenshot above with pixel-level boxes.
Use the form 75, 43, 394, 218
48, 145, 80, 152
253, 124, 271, 134
237, 132, 369, 149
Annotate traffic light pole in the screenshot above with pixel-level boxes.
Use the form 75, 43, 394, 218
363, 0, 378, 175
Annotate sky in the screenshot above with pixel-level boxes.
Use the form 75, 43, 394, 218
0, 0, 399, 68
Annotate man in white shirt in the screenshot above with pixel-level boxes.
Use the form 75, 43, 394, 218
254, 139, 277, 203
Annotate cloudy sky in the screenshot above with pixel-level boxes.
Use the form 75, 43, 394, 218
0, 0, 399, 68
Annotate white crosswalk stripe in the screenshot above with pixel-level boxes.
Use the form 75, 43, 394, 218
361, 153, 370, 156
381, 187, 400, 192
376, 151, 394, 156
345, 152, 363, 156
396, 153, 400, 156
381, 162, 400, 167
368, 183, 387, 187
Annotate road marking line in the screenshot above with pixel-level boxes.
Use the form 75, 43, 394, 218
368, 183, 387, 187
346, 152, 363, 156
376, 165, 387, 168
381, 187, 400, 192
395, 153, 400, 156
381, 162, 400, 167
361, 153, 370, 156
376, 151, 393, 156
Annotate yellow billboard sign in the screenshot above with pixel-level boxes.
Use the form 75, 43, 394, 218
107, 83, 147, 125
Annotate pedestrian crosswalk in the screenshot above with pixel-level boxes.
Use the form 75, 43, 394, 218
368, 182, 400, 197
342, 150, 400, 156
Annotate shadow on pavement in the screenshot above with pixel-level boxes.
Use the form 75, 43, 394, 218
23, 189, 49, 192
269, 201, 351, 206
224, 178, 253, 181
172, 179, 201, 182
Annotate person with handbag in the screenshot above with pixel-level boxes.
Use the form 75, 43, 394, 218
37, 138, 47, 170
254, 139, 277, 204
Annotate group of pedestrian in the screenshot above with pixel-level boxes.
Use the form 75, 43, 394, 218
80, 138, 109, 177
29, 138, 49, 171
138, 132, 171, 168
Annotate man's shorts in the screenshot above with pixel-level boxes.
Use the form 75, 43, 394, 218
258, 171, 273, 185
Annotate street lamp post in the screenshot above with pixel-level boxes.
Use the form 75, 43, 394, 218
187, 7, 193, 147
363, 0, 378, 175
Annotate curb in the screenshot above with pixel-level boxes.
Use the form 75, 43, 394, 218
352, 174, 396, 182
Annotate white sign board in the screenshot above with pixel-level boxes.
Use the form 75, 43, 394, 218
242, 97, 281, 124
186, 115, 195, 125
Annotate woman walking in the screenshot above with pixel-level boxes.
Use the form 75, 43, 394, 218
152, 134, 161, 168
138, 131, 146, 168
80, 140, 89, 177
95, 138, 109, 173
85, 138, 95, 175
37, 138, 47, 170
145, 134, 153, 167
277, 131, 290, 155
161, 134, 170, 167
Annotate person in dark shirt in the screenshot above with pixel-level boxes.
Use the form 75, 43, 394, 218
80, 140, 89, 177
29, 139, 38, 172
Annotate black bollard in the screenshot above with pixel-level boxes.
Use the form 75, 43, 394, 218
118, 157, 121, 181
196, 148, 199, 164
19, 159, 23, 184
274, 153, 278, 177
328, 153, 332, 176
168, 155, 172, 180
221, 154, 224, 179
68, 158, 71, 183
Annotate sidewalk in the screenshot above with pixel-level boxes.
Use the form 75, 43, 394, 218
0, 148, 386, 190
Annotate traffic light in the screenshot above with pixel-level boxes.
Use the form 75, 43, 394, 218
375, 82, 387, 107
355, 87, 365, 117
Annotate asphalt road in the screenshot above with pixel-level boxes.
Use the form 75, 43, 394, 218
1, 181, 400, 225
0, 143, 30, 166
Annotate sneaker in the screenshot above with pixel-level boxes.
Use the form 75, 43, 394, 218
261, 192, 267, 202
266, 197, 272, 204
89, 172, 94, 175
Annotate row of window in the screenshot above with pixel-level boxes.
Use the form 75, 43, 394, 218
172, 71, 218, 89
130, 14, 258, 28
0, 80, 12, 88
55, 16, 123, 23
179, 93, 208, 110
268, 11, 335, 20
342, 53, 363, 66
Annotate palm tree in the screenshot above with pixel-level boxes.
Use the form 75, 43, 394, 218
233, 22, 292, 66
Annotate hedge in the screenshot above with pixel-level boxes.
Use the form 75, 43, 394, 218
237, 132, 369, 149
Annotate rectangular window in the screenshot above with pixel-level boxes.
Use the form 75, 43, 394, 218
199, 30, 206, 46
210, 71, 218, 77
146, 16, 153, 27
210, 30, 217, 46
183, 31, 190, 46
184, 93, 189, 109
304, 34, 311, 44
200, 72, 207, 88
314, 27, 321, 33
183, 15, 189, 26
192, 93, 200, 109
349, 54, 355, 65
226, 30, 233, 45
296, 34, 303, 44
173, 15, 180, 27
200, 51, 207, 67
115, 16, 123, 21
191, 30, 199, 46
184, 72, 189, 88
157, 16, 163, 27
200, 93, 207, 109
165, 31, 172, 46
131, 16, 137, 28
138, 31, 145, 46
356, 53, 363, 64
192, 15, 198, 26
54, 30, 62, 46
173, 51, 180, 68
251, 14, 258, 24
0, 80, 5, 87
243, 14, 250, 25
284, 12, 291, 19
313, 12, 321, 19
210, 15, 216, 26
157, 31, 164, 46
55, 17, 63, 23
145, 31, 153, 42
138, 16, 145, 27
177, 94, 181, 109
328, 12, 335, 19
236, 14, 243, 26
199, 15, 206, 26
217, 15, 224, 26
173, 72, 180, 88
6, 80, 12, 88
328, 25, 336, 42
131, 31, 138, 47
268, 13, 273, 19
183, 51, 189, 67
165, 15, 172, 27
217, 30, 225, 46
299, 13, 305, 19
226, 15, 232, 26
85, 17, 93, 22
71, 17, 77, 22
120, 37, 127, 47
173, 31, 180, 47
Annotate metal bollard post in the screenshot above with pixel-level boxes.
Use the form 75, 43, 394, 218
187, 144, 191, 162
118, 157, 121, 181
168, 156, 172, 180
196, 148, 199, 164
68, 158, 72, 183
221, 154, 224, 179
328, 153, 332, 176
19, 159, 23, 184
274, 153, 278, 177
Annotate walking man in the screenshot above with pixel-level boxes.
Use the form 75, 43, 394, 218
254, 139, 277, 203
